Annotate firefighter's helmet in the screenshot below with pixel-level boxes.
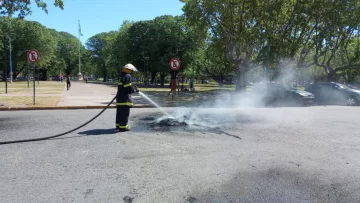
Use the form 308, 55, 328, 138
123, 64, 138, 72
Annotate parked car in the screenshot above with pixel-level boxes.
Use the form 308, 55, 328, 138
87, 77, 97, 81
347, 82, 360, 90
251, 83, 315, 106
17, 76, 25, 81
305, 82, 360, 106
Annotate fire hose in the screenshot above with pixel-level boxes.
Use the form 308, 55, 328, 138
0, 96, 117, 145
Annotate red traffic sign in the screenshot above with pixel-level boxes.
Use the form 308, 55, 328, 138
170, 58, 181, 70
28, 49, 39, 63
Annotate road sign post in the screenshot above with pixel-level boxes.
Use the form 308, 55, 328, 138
33, 63, 36, 105
28, 49, 39, 105
169, 58, 181, 100
27, 60, 30, 88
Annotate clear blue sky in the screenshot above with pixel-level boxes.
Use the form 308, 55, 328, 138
25, 0, 185, 44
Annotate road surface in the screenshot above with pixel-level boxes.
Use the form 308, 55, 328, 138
1, 106, 360, 203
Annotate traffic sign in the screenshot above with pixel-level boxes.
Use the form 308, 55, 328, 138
170, 58, 181, 70
28, 49, 39, 63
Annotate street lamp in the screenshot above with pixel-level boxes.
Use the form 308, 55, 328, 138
9, 39, 12, 83
190, 48, 195, 91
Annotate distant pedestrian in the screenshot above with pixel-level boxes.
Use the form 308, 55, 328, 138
66, 75, 71, 90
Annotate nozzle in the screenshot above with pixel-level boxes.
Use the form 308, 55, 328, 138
134, 85, 140, 93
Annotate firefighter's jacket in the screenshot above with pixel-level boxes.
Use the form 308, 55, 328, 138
116, 72, 135, 106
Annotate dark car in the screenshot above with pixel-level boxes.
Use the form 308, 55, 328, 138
251, 83, 315, 106
305, 82, 360, 106
348, 82, 360, 90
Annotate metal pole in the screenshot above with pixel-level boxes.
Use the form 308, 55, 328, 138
2, 34, 8, 94
79, 35, 81, 74
4, 62, 8, 94
145, 60, 148, 89
27, 60, 29, 88
78, 20, 81, 79
266, 39, 270, 81
172, 71, 174, 101
33, 63, 36, 105
37, 68, 39, 85
191, 50, 195, 90
9, 40, 12, 83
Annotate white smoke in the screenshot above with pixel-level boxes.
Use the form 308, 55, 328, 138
157, 58, 313, 126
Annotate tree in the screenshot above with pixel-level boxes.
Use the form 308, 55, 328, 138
0, 17, 57, 80
127, 15, 195, 86
311, 0, 360, 81
86, 31, 118, 82
52, 31, 83, 76
111, 20, 133, 67
181, 0, 273, 91
0, 0, 64, 18
202, 39, 235, 86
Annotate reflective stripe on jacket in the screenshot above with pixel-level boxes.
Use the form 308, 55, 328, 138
116, 72, 135, 106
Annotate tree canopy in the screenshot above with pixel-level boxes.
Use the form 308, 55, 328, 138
2, 0, 360, 87
0, 0, 64, 18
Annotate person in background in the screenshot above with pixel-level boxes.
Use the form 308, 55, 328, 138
116, 64, 139, 132
66, 75, 71, 90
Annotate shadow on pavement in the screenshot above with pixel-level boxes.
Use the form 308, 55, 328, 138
48, 128, 131, 141
188, 167, 359, 202
78, 128, 118, 136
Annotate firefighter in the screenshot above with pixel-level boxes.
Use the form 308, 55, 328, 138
116, 64, 139, 132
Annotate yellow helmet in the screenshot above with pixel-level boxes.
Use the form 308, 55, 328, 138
123, 64, 138, 72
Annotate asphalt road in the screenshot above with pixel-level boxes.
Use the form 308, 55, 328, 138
1, 107, 360, 203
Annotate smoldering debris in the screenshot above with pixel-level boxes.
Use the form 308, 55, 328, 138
155, 117, 188, 127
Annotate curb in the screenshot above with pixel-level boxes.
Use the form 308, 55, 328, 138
0, 104, 154, 111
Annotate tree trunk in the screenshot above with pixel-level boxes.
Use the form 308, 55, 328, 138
66, 59, 71, 75
236, 70, 247, 92
160, 72, 165, 87
151, 72, 157, 84
327, 71, 335, 82
218, 73, 223, 87
12, 60, 17, 80
14, 64, 27, 80
1, 64, 6, 81
102, 61, 107, 82
41, 69, 48, 81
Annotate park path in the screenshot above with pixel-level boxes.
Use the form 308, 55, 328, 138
56, 81, 227, 107
56, 82, 150, 107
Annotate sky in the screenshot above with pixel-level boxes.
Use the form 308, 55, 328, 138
24, 0, 185, 45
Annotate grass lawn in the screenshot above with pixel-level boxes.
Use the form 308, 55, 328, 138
0, 81, 64, 95
0, 81, 65, 107
134, 83, 236, 92
0, 96, 61, 107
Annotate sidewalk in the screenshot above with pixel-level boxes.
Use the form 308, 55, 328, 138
0, 81, 226, 110
56, 82, 151, 107
0, 82, 152, 111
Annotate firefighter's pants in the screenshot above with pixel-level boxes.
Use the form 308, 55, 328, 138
116, 106, 130, 129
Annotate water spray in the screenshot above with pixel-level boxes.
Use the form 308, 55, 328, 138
137, 91, 171, 117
